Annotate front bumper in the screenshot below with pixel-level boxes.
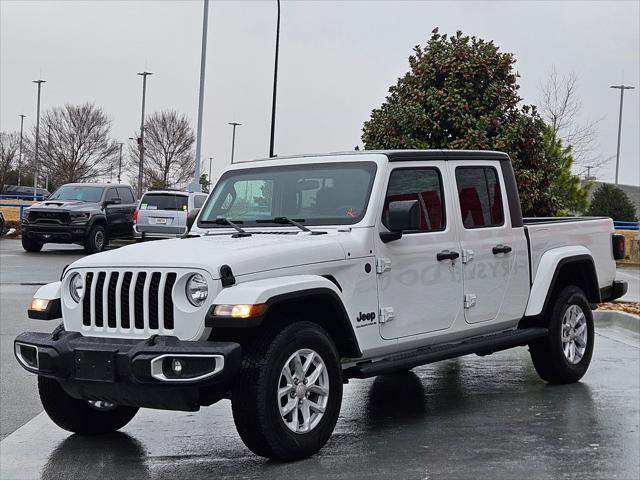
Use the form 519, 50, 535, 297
22, 223, 89, 243
14, 331, 241, 411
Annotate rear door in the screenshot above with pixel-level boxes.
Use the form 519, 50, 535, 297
116, 187, 136, 237
449, 161, 516, 324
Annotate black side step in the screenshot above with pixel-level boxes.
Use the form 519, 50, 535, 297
345, 328, 548, 379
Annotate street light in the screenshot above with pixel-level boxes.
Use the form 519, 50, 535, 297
18, 114, 26, 186
193, 0, 210, 192
228, 122, 241, 164
137, 71, 152, 197
610, 84, 635, 184
269, 0, 281, 158
32, 80, 45, 200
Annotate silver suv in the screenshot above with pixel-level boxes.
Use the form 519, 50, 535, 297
133, 190, 207, 240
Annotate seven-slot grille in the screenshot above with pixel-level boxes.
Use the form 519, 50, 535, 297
82, 270, 177, 333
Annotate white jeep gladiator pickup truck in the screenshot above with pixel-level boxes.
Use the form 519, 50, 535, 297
15, 150, 628, 460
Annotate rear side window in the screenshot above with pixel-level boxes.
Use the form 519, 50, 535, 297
382, 168, 445, 232
140, 193, 189, 211
194, 195, 207, 208
117, 187, 135, 204
455, 167, 504, 229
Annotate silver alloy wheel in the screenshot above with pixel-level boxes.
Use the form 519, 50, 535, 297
277, 348, 329, 434
561, 305, 588, 364
94, 230, 105, 250
87, 400, 116, 411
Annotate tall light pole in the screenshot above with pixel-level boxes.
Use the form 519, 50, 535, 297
33, 80, 45, 200
137, 71, 152, 197
117, 142, 123, 183
228, 122, 241, 164
193, 0, 210, 193
18, 114, 26, 186
269, 0, 281, 158
610, 84, 635, 184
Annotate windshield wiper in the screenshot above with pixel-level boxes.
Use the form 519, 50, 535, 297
201, 218, 251, 238
256, 217, 326, 235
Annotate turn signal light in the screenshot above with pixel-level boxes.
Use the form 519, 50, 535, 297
30, 298, 49, 312
213, 304, 267, 318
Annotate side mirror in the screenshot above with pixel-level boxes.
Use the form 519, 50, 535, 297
103, 198, 121, 207
380, 200, 420, 243
186, 208, 201, 232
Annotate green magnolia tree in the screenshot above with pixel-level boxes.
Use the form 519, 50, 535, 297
362, 29, 584, 217
587, 184, 638, 221
543, 127, 590, 215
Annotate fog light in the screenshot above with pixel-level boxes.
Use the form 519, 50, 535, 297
171, 358, 184, 375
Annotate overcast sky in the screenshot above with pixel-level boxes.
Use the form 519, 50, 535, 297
1, 0, 639, 185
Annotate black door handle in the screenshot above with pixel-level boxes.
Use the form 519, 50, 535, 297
437, 250, 460, 261
492, 244, 512, 255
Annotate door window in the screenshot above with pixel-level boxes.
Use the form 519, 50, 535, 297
105, 188, 119, 202
382, 168, 445, 232
117, 187, 135, 204
455, 167, 504, 229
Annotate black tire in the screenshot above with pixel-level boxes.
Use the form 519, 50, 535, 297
231, 321, 343, 461
38, 376, 138, 434
0, 215, 4, 236
84, 225, 107, 253
21, 235, 43, 252
529, 286, 594, 384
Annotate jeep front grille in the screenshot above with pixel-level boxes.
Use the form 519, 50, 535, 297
82, 270, 176, 333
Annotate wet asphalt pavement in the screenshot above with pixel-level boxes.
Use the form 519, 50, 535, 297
1, 239, 639, 479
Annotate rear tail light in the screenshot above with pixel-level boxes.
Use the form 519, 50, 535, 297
612, 234, 625, 260
133, 210, 138, 224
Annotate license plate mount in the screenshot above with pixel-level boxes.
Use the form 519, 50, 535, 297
74, 350, 116, 382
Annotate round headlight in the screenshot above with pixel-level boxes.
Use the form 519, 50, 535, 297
69, 273, 84, 303
186, 273, 208, 307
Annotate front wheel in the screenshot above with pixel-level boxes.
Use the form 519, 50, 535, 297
21, 235, 43, 252
38, 376, 138, 434
84, 225, 107, 254
529, 286, 594, 384
231, 321, 343, 461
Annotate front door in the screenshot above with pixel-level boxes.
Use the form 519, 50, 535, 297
449, 162, 514, 324
375, 162, 464, 340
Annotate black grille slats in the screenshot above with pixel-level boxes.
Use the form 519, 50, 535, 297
80, 270, 175, 332
120, 272, 133, 329
164, 273, 177, 330
94, 272, 106, 327
149, 272, 161, 330
134, 272, 147, 329
82, 272, 94, 326
107, 272, 119, 328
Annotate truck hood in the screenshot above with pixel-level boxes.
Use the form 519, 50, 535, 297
29, 200, 97, 212
70, 232, 347, 277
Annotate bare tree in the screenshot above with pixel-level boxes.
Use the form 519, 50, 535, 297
0, 132, 20, 192
23, 103, 118, 186
128, 111, 195, 190
539, 66, 603, 170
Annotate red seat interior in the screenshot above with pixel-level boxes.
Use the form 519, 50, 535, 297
459, 187, 485, 227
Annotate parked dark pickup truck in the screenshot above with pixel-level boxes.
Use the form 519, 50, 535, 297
21, 183, 137, 253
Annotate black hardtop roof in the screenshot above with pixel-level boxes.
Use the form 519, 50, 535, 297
247, 149, 510, 163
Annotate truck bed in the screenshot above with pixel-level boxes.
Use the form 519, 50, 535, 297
524, 217, 616, 291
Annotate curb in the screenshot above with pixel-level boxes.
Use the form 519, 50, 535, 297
594, 310, 640, 334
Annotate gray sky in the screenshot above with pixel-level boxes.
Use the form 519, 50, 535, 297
1, 0, 639, 185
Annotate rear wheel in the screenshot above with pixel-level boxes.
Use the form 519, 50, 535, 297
38, 376, 138, 434
529, 286, 594, 384
231, 321, 343, 461
84, 225, 107, 253
21, 235, 43, 252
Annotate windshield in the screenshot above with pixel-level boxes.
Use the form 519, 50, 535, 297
48, 185, 104, 202
198, 161, 377, 227
140, 193, 189, 211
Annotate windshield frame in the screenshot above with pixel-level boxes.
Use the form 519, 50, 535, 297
197, 161, 378, 229
48, 185, 105, 203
